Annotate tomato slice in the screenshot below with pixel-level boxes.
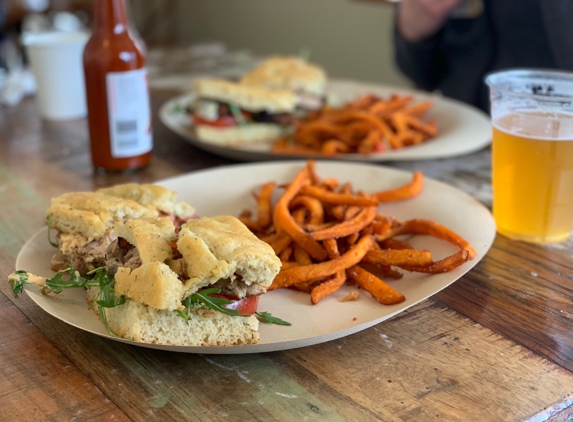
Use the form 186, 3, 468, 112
211, 293, 260, 315
193, 110, 253, 128
374, 140, 386, 153
193, 113, 237, 128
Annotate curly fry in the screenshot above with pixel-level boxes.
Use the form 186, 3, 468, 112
290, 195, 325, 226
391, 219, 477, 259
273, 167, 327, 261
373, 171, 424, 203
312, 206, 377, 241
269, 235, 374, 290
310, 271, 346, 304
397, 249, 470, 274
238, 160, 476, 308
256, 182, 276, 229
346, 265, 405, 305
362, 247, 433, 266
272, 93, 438, 156
299, 185, 378, 206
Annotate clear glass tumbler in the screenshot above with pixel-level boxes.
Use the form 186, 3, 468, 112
486, 69, 573, 243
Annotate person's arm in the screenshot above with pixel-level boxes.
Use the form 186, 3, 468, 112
393, 0, 462, 91
397, 0, 463, 43
539, 1, 573, 71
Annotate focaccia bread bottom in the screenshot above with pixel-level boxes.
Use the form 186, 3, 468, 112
195, 123, 288, 146
86, 288, 259, 346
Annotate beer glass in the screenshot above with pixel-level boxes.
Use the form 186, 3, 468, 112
486, 69, 573, 243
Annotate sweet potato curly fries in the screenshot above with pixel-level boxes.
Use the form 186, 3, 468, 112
271, 94, 438, 156
239, 161, 476, 306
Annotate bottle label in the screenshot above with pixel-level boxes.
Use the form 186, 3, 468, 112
106, 68, 153, 158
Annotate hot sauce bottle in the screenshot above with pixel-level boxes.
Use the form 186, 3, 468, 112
83, 0, 152, 171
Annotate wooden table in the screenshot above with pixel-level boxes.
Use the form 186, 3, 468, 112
2, 86, 573, 422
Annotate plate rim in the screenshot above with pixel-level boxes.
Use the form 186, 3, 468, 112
15, 161, 496, 354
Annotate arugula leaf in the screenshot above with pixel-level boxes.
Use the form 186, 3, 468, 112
45, 266, 99, 293
89, 267, 116, 288
172, 103, 184, 114
255, 311, 292, 326
189, 288, 249, 317
98, 306, 116, 338
8, 270, 30, 298
96, 280, 126, 308
9, 264, 127, 338
298, 46, 312, 62
92, 267, 126, 338
176, 288, 292, 327
47, 214, 59, 248
176, 310, 190, 323
96, 293, 126, 339
177, 297, 192, 323
229, 103, 248, 128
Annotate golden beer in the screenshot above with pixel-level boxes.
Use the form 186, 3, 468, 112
492, 112, 573, 243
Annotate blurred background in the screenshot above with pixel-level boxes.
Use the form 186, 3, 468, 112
0, 0, 409, 103
130, 0, 408, 86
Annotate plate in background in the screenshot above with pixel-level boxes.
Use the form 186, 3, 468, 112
159, 79, 492, 162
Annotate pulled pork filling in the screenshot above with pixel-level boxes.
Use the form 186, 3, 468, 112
53, 230, 117, 274
51, 224, 266, 300
105, 237, 142, 276
159, 212, 194, 233
212, 276, 267, 299
166, 255, 266, 299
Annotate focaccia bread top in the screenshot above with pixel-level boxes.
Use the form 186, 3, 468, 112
48, 192, 156, 241
97, 183, 195, 219
178, 215, 281, 295
240, 56, 327, 96
112, 216, 281, 311
114, 262, 184, 311
114, 218, 176, 264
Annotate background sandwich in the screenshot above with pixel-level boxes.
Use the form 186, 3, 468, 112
191, 78, 297, 146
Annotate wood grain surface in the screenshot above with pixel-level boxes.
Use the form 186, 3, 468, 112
0, 89, 572, 421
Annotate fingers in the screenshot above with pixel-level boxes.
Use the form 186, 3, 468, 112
397, 0, 466, 42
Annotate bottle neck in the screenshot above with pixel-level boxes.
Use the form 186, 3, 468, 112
93, 0, 130, 34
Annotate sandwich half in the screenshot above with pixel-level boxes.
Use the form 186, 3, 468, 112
191, 78, 297, 146
87, 215, 281, 346
10, 214, 283, 346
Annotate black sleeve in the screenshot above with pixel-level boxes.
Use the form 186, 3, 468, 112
0, 1, 6, 32
394, 26, 446, 91
540, 1, 573, 71
393, 10, 493, 110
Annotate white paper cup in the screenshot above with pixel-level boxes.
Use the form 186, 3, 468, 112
23, 31, 89, 120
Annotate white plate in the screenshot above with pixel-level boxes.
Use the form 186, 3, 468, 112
15, 161, 496, 354
159, 79, 492, 162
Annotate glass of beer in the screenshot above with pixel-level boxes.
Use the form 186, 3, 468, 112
486, 69, 573, 243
